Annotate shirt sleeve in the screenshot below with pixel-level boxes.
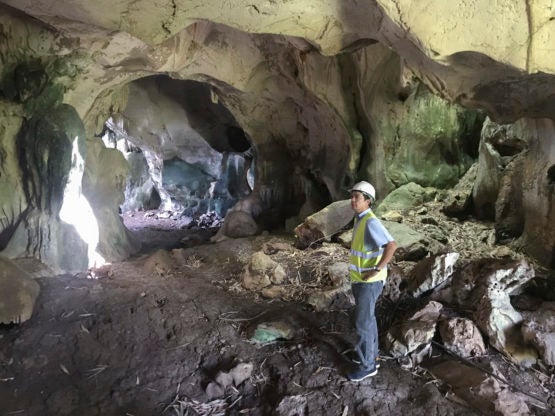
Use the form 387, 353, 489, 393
364, 218, 395, 250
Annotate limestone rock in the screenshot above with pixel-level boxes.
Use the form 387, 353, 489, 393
216, 210, 259, 241
326, 262, 349, 288
442, 163, 477, 217
293, 200, 352, 249
242, 272, 271, 291
262, 240, 293, 255
205, 381, 224, 400
214, 371, 233, 388
439, 317, 486, 358
0, 256, 40, 324
230, 362, 253, 386
276, 395, 307, 416
260, 285, 287, 299
473, 118, 528, 221
381, 265, 406, 303
242, 251, 286, 291
521, 302, 555, 366
383, 221, 445, 261
380, 210, 403, 222
375, 183, 437, 217
408, 252, 459, 297
433, 258, 536, 364
385, 300, 443, 357
433, 258, 535, 307
307, 285, 354, 312
428, 361, 531, 416
205, 362, 253, 399
383, 89, 479, 189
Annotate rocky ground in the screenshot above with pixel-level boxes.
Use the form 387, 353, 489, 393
1, 208, 554, 415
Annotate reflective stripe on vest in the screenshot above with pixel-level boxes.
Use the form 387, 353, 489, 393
349, 211, 387, 283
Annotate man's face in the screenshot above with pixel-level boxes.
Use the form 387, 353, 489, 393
350, 191, 371, 214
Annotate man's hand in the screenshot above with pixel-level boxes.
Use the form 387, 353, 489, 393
362, 270, 379, 281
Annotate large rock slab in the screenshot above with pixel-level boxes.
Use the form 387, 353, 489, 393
0, 256, 40, 324
293, 200, 352, 249
407, 252, 459, 297
375, 183, 437, 216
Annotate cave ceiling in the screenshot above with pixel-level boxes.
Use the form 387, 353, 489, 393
2, 0, 555, 123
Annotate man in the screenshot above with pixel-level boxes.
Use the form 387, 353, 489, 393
347, 181, 397, 382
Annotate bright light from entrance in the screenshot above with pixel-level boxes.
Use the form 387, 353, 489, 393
59, 136, 106, 268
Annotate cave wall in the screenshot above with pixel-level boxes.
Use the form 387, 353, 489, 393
0, 1, 555, 269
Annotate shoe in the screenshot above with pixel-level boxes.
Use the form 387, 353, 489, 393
347, 366, 378, 382
343, 350, 380, 368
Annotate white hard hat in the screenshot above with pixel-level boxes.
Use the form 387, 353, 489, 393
350, 181, 376, 200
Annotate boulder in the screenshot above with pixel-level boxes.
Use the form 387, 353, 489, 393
293, 200, 352, 249
326, 262, 349, 288
439, 316, 486, 358
433, 258, 537, 364
375, 182, 437, 217
385, 300, 443, 357
433, 258, 535, 307
408, 252, 459, 297
306, 285, 354, 312
242, 251, 286, 290
211, 210, 258, 242
0, 256, 40, 324
383, 221, 446, 261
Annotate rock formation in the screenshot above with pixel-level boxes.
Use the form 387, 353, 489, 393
0, 0, 554, 272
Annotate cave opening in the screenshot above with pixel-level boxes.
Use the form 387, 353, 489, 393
99, 75, 255, 251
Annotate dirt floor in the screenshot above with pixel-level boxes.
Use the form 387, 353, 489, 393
0, 209, 554, 415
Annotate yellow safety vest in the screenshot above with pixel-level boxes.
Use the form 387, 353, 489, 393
349, 211, 387, 283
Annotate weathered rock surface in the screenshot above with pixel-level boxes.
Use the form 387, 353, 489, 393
375, 183, 437, 217
211, 210, 259, 242
0, 256, 40, 324
439, 316, 486, 358
407, 252, 459, 297
386, 300, 443, 357
521, 302, 555, 366
434, 258, 537, 364
428, 361, 532, 416
307, 285, 354, 312
242, 251, 286, 291
294, 200, 352, 249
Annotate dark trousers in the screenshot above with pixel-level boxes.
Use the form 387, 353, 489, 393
352, 281, 384, 370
